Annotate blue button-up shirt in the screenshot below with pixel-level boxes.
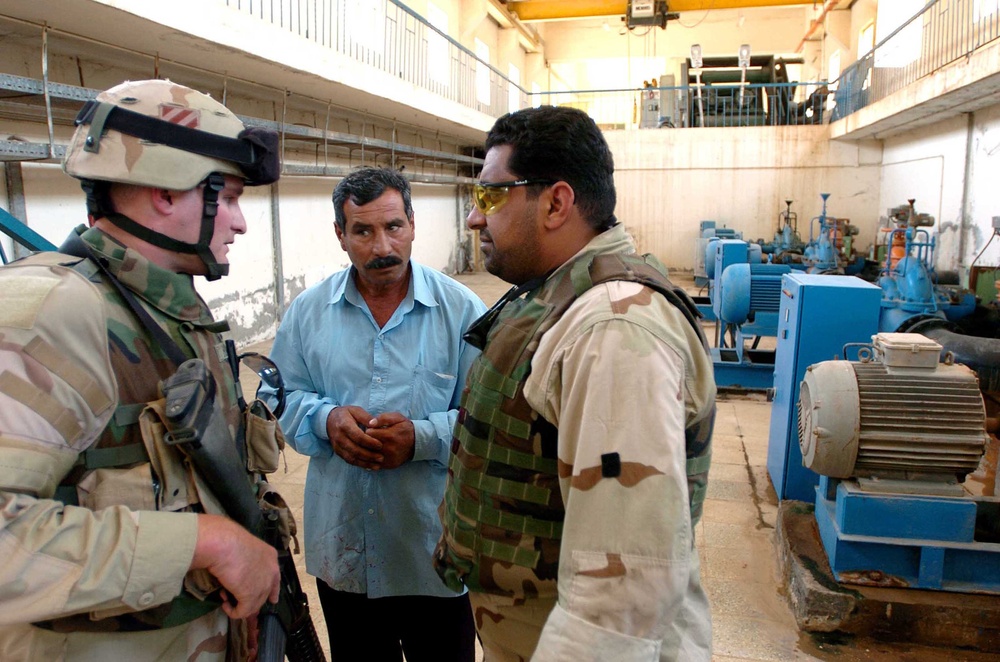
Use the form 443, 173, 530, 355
262, 261, 486, 598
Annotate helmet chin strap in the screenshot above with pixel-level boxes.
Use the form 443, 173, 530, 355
197, 174, 228, 281
81, 174, 229, 280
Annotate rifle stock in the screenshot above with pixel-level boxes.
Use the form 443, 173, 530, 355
162, 359, 326, 662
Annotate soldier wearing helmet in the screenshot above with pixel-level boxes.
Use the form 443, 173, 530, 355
0, 79, 283, 660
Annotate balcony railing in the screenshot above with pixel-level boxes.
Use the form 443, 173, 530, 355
534, 82, 831, 130
221, 0, 528, 118
219, 0, 830, 130
832, 0, 1000, 121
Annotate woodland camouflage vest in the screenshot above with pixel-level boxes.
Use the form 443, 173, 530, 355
436, 251, 714, 598
30, 236, 241, 632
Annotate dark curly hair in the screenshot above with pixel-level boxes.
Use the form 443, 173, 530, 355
485, 106, 617, 232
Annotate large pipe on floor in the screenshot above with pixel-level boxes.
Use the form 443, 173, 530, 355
917, 325, 1000, 393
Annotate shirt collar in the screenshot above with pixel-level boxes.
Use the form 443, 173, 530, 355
548, 223, 636, 282
333, 261, 440, 310
79, 225, 212, 323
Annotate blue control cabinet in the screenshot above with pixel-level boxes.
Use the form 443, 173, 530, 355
766, 274, 882, 501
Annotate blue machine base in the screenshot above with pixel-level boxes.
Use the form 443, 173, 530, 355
693, 295, 716, 322
815, 476, 1000, 594
711, 347, 774, 390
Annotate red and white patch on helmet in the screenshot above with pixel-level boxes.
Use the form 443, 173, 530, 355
159, 104, 200, 129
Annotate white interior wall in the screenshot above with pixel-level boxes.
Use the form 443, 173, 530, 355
411, 183, 462, 272
606, 126, 883, 270
878, 107, 1000, 278
880, 116, 967, 273
277, 178, 350, 306
968, 105, 1000, 269
881, 106, 1000, 274
816, 10, 853, 83
851, 0, 879, 59
20, 164, 83, 243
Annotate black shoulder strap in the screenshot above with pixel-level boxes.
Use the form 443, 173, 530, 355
58, 232, 189, 367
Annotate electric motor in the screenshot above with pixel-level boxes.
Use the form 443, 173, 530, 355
798, 333, 988, 481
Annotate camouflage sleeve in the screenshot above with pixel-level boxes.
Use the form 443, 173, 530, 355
524, 281, 703, 660
0, 261, 197, 624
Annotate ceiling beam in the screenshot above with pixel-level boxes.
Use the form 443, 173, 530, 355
485, 0, 544, 52
507, 0, 815, 22
796, 0, 843, 53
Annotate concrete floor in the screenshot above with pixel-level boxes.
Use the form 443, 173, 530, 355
250, 270, 996, 661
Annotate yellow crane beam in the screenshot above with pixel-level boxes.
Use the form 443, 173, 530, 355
507, 0, 815, 22
486, 0, 543, 52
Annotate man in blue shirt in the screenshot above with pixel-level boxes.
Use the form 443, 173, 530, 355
263, 167, 485, 661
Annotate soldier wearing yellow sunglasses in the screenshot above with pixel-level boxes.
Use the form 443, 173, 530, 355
437, 106, 717, 661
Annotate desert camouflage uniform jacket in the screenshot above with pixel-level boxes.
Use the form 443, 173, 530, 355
0, 225, 241, 660
438, 224, 715, 660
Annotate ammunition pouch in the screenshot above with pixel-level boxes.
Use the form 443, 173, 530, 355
258, 479, 299, 554
77, 464, 156, 512
245, 398, 286, 475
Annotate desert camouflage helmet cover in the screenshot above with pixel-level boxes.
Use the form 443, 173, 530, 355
63, 79, 279, 190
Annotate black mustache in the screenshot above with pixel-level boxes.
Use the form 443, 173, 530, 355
366, 256, 403, 270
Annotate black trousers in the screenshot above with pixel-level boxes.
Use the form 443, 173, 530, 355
316, 579, 476, 662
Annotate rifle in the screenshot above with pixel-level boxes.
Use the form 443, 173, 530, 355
161, 358, 325, 662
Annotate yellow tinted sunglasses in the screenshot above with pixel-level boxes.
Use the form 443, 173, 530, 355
472, 179, 554, 216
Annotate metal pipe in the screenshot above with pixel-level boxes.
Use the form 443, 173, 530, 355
269, 181, 285, 324
921, 325, 1000, 393
41, 25, 55, 158
3, 161, 29, 260
796, 0, 841, 54
959, 112, 975, 286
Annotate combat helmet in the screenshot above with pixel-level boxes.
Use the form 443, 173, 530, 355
63, 79, 280, 279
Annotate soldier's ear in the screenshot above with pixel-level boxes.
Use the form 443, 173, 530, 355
149, 188, 176, 215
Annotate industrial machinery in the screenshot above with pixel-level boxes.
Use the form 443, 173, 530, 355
708, 238, 789, 390
626, 1, 676, 30
692, 221, 742, 322
767, 274, 883, 500
680, 53, 804, 127
876, 200, 976, 334
756, 199, 806, 264
694, 220, 742, 287
801, 193, 864, 274
798, 333, 1000, 593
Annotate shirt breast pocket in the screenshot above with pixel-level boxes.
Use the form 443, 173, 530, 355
409, 364, 457, 419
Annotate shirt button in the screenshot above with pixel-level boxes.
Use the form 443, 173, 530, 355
139, 592, 155, 607
368, 509, 374, 515
376, 377, 382, 383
